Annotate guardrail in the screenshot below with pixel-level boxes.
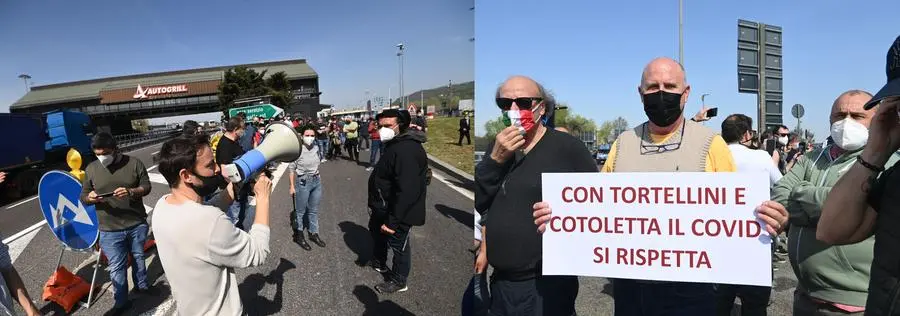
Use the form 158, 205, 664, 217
116, 128, 217, 152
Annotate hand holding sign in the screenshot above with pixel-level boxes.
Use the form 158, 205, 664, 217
755, 200, 789, 235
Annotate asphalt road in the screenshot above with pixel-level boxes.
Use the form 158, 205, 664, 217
4, 142, 475, 315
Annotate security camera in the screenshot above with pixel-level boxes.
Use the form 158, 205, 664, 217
396, 43, 404, 49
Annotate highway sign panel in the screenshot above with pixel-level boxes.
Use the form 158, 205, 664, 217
38, 170, 99, 250
792, 104, 805, 119
228, 104, 284, 119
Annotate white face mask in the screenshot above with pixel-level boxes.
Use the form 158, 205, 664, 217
379, 127, 397, 142
830, 117, 869, 151
302, 136, 315, 146
777, 136, 788, 145
97, 154, 114, 167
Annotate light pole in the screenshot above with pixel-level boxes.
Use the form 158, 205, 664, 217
396, 43, 405, 109
18, 74, 32, 93
701, 93, 709, 107
678, 0, 684, 66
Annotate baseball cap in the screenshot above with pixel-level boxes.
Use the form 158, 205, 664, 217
865, 35, 900, 110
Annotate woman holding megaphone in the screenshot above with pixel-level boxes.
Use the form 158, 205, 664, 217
289, 125, 326, 250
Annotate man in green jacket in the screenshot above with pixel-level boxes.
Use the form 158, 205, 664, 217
766, 90, 898, 315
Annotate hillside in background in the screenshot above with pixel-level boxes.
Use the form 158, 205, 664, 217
392, 81, 474, 112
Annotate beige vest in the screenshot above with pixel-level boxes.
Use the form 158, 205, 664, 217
612, 119, 716, 172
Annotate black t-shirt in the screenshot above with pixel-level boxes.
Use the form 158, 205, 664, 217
216, 135, 244, 165
475, 129, 597, 273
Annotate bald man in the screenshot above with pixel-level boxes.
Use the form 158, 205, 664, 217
474, 76, 596, 315
771, 90, 899, 315
534, 58, 790, 315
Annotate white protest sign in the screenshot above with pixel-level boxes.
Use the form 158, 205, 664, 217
541, 172, 772, 286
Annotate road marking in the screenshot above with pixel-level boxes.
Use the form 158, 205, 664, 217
270, 163, 289, 188
147, 164, 158, 171
7, 225, 42, 263
5, 196, 37, 210
431, 172, 474, 200
148, 172, 168, 185
3, 220, 45, 244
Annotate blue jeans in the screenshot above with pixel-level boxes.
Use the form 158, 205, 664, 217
99, 223, 149, 308
370, 140, 383, 166
227, 199, 256, 233
316, 139, 328, 160
293, 175, 323, 234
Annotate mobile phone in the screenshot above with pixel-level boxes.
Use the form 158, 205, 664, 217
706, 107, 719, 118
765, 139, 776, 155
97, 191, 115, 198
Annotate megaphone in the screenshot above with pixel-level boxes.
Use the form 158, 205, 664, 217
222, 121, 301, 183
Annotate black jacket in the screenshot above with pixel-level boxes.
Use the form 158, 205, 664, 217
367, 130, 428, 229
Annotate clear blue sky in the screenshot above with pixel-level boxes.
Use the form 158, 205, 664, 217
0, 0, 473, 123
475, 0, 897, 141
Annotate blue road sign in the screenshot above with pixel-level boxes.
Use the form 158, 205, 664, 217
38, 170, 99, 250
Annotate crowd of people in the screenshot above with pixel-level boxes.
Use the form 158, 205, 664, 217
0, 103, 437, 315
473, 35, 900, 316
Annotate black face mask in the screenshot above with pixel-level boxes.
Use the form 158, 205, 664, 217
187, 172, 223, 198
642, 90, 684, 127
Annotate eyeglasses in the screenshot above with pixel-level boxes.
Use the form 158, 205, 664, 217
495, 97, 543, 110
639, 120, 685, 155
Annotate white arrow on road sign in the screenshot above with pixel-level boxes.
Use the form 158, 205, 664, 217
48, 193, 94, 229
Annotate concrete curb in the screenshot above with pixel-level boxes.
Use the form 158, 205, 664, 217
426, 153, 474, 190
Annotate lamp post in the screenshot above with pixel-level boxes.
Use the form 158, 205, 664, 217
678, 0, 684, 66
18, 74, 32, 93
396, 43, 405, 109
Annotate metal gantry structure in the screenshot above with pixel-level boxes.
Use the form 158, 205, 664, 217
737, 19, 784, 133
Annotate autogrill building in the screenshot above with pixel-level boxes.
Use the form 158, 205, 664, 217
10, 59, 327, 134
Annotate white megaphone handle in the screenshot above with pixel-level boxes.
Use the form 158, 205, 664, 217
222, 164, 243, 183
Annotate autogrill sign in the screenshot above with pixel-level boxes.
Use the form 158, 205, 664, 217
133, 84, 188, 99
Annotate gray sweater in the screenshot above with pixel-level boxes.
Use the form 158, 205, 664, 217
152, 193, 270, 316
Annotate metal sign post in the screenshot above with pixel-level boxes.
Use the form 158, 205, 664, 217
38, 170, 102, 309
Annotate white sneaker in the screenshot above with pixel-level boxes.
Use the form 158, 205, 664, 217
321, 159, 327, 163
365, 167, 374, 172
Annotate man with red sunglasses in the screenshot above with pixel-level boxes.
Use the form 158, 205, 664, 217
475, 75, 596, 315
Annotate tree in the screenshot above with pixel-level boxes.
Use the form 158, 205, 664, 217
131, 119, 150, 133
265, 71, 294, 110
217, 67, 298, 115
484, 116, 506, 139
218, 66, 268, 110
553, 104, 597, 135
596, 121, 615, 144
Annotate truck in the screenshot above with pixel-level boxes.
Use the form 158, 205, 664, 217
0, 110, 94, 200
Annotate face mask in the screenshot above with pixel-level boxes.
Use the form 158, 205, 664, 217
187, 172, 222, 198
97, 154, 114, 167
302, 136, 315, 146
830, 118, 869, 151
502, 105, 540, 134
379, 127, 397, 142
642, 90, 684, 127
777, 136, 788, 145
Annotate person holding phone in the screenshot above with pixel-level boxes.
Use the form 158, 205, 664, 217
80, 132, 152, 315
